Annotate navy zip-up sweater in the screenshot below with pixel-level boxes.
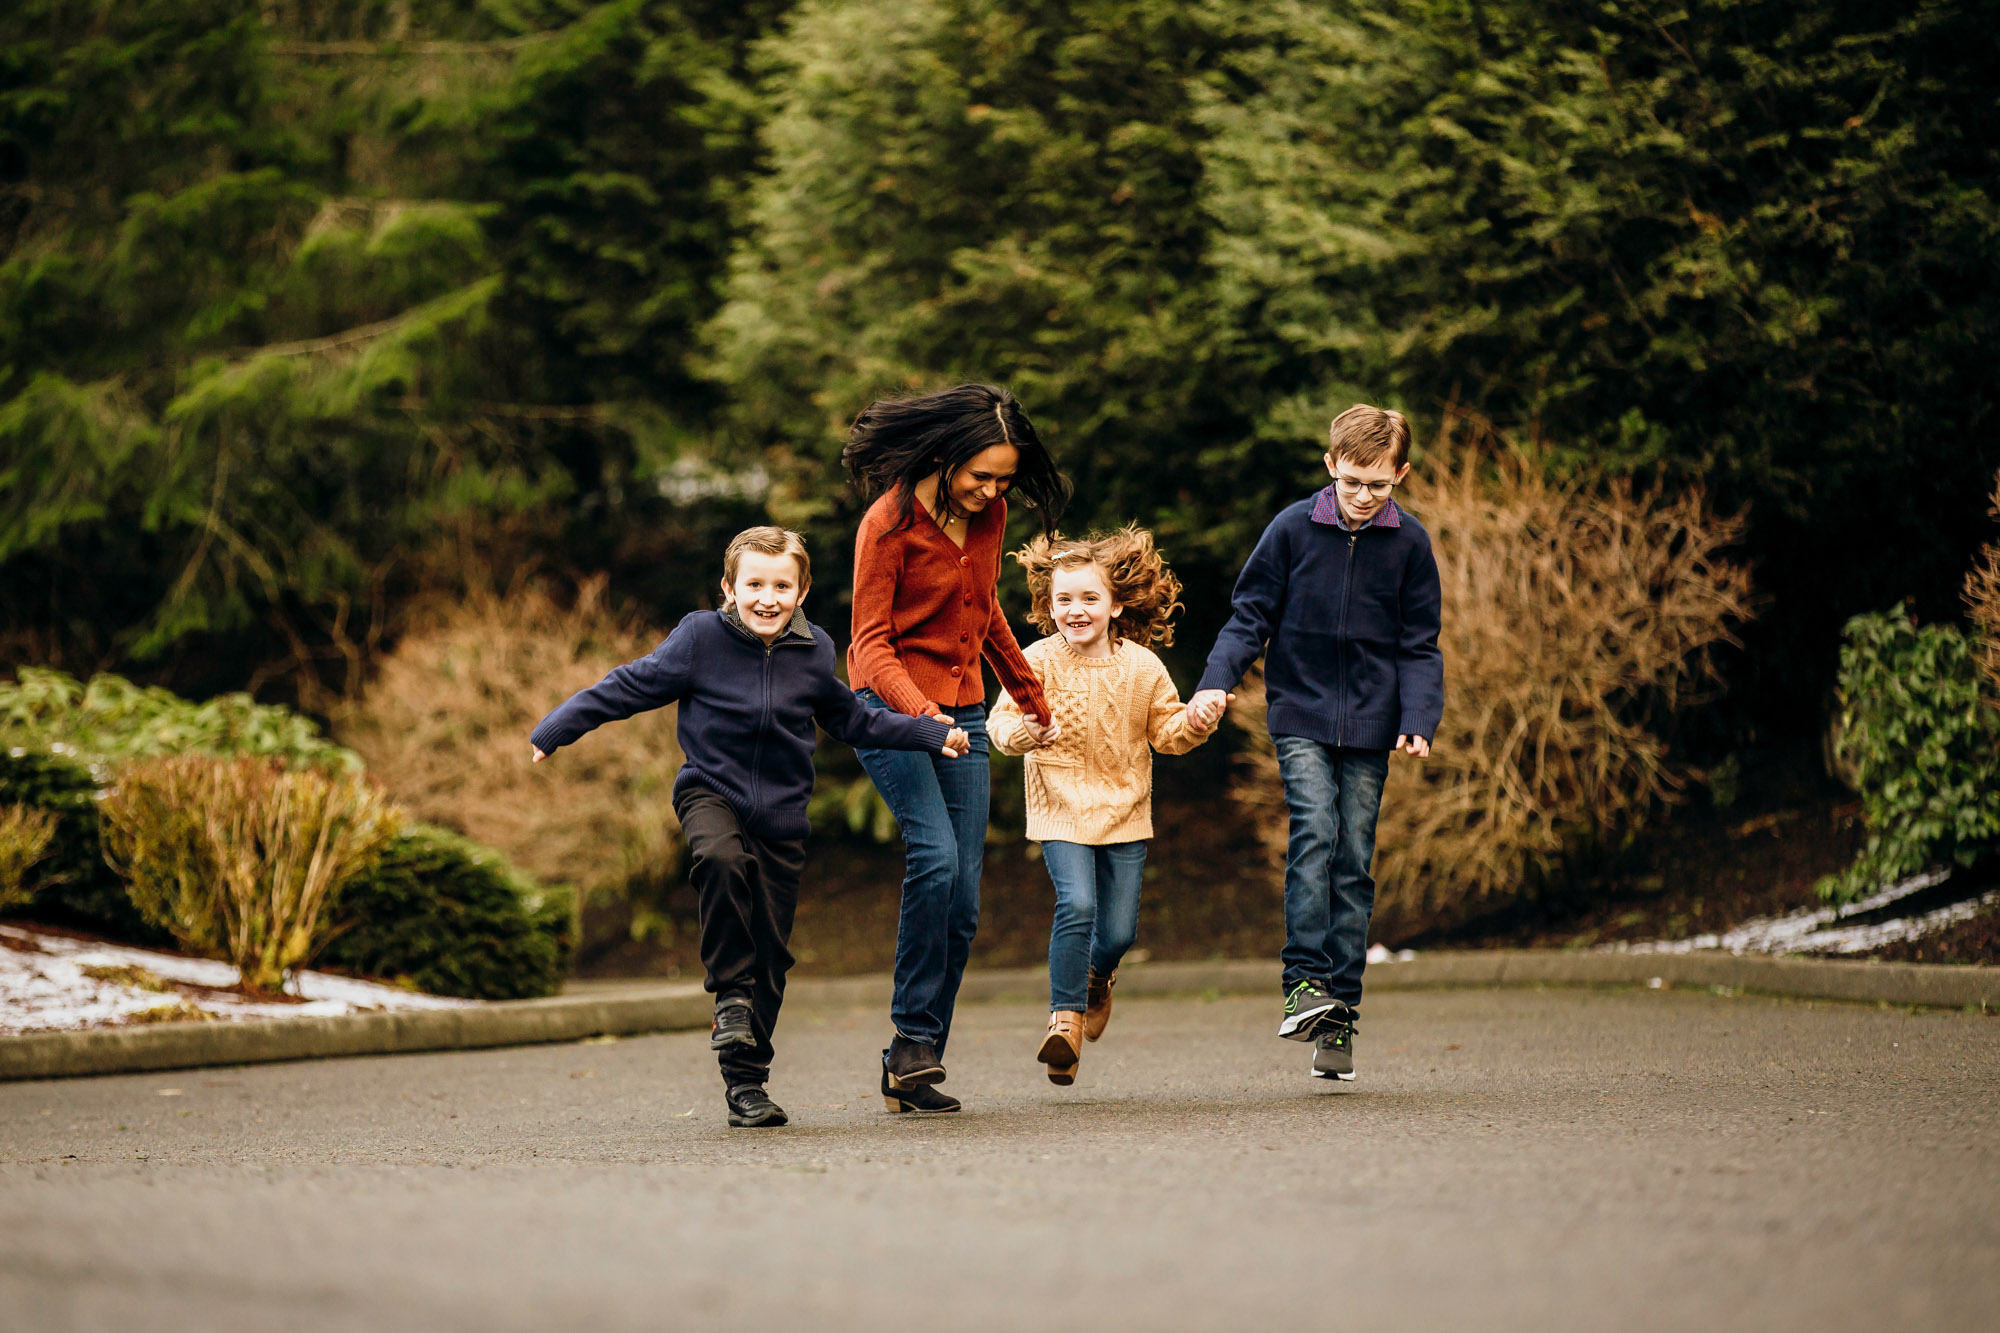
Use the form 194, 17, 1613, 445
1197, 494, 1444, 750
529, 609, 952, 841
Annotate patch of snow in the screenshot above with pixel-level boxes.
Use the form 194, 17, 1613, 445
0, 925, 473, 1035
1605, 869, 1996, 957
1366, 944, 1419, 964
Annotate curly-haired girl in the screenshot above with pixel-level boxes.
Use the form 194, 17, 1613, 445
990, 524, 1216, 1085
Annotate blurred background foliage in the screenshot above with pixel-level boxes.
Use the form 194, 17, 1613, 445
2, 0, 1997, 944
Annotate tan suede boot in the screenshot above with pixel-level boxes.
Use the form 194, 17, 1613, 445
1083, 970, 1116, 1042
1037, 1011, 1084, 1086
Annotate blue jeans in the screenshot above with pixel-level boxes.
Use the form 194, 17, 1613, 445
855, 690, 990, 1054
1041, 840, 1147, 1012
1275, 737, 1390, 1013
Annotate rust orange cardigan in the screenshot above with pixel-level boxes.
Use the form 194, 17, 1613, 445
848, 489, 1051, 723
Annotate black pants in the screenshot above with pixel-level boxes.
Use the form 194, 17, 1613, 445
674, 785, 806, 1088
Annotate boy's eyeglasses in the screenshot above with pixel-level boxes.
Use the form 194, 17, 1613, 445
1333, 475, 1400, 499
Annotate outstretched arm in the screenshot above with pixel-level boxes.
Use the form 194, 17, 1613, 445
1195, 516, 1291, 699
815, 667, 958, 756
982, 597, 1051, 726
529, 619, 695, 759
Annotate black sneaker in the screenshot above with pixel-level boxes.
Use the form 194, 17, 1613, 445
1310, 1004, 1357, 1081
710, 996, 756, 1050
881, 1063, 962, 1114
1278, 978, 1340, 1041
724, 1083, 788, 1128
883, 1034, 945, 1088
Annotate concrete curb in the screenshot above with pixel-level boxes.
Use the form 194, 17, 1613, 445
4, 951, 1992, 1082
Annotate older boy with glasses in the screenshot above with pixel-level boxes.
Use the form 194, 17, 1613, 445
1187, 405, 1444, 1082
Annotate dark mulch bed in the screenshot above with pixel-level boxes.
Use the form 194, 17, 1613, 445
1869, 896, 2000, 967
579, 744, 1907, 980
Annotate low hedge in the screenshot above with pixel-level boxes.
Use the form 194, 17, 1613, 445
0, 749, 170, 945
317, 825, 576, 1000
2, 751, 575, 999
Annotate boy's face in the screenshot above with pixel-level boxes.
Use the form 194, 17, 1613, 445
1324, 451, 1410, 526
723, 550, 807, 643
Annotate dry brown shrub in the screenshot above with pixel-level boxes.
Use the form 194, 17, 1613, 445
1228, 416, 1754, 934
0, 803, 59, 913
99, 755, 401, 992
1965, 472, 2000, 694
334, 577, 685, 908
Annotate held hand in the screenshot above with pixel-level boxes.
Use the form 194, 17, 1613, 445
531, 746, 547, 764
1188, 689, 1235, 732
940, 727, 971, 757
1396, 734, 1431, 758
1020, 715, 1061, 746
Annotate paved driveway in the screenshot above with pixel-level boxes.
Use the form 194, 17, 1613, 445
3, 986, 1995, 1331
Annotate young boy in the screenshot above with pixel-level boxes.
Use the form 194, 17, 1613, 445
1187, 405, 1443, 1082
529, 527, 969, 1127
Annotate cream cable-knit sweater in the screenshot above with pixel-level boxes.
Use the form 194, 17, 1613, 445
989, 635, 1210, 844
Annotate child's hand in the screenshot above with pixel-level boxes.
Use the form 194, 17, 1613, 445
531, 746, 547, 764
1396, 734, 1431, 758
1187, 689, 1234, 732
1020, 715, 1061, 746
941, 727, 971, 757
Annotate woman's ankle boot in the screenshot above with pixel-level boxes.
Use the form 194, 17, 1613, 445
1083, 970, 1117, 1042
1037, 1011, 1084, 1085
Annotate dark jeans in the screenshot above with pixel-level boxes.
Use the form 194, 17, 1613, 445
1274, 737, 1391, 1013
855, 689, 989, 1055
1041, 839, 1147, 1012
674, 784, 806, 1088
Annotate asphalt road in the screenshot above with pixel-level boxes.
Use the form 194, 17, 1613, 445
2, 985, 1996, 1332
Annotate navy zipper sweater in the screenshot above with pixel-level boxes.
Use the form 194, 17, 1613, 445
529, 608, 952, 841
1197, 494, 1444, 750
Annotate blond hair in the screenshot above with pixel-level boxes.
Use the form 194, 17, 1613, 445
1328, 404, 1412, 470
723, 525, 811, 589
1014, 524, 1184, 649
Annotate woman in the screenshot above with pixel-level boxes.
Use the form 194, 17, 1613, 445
844, 383, 1069, 1113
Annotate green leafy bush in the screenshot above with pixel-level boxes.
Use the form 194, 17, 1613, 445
1820, 607, 2000, 903
0, 803, 58, 913
0, 668, 358, 771
0, 749, 166, 943
317, 825, 576, 1001
99, 755, 402, 992
0, 668, 358, 944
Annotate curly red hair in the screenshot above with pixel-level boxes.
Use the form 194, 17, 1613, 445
1013, 524, 1184, 649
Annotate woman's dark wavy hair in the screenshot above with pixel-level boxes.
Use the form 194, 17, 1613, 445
841, 383, 1070, 537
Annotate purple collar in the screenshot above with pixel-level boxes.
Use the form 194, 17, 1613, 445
1310, 485, 1402, 531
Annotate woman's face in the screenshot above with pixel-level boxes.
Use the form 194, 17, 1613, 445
945, 444, 1018, 515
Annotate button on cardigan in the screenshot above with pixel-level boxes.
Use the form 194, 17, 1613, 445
847, 490, 1051, 722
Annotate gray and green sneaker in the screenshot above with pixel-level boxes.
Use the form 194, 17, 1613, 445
1279, 978, 1340, 1041
1310, 1005, 1357, 1081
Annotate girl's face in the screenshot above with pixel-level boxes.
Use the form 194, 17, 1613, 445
945, 444, 1018, 516
722, 549, 806, 643
1050, 563, 1121, 656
